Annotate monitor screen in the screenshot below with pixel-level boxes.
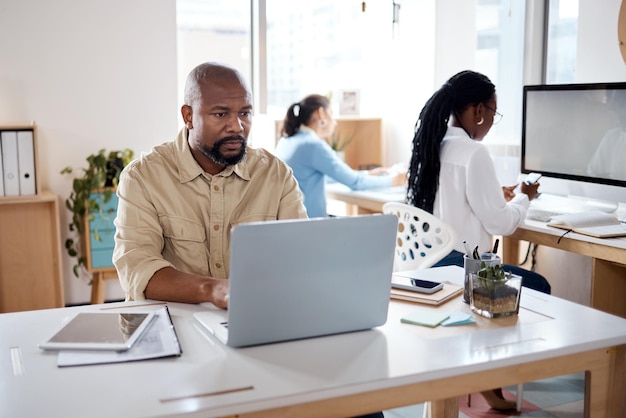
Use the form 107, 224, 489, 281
521, 82, 626, 188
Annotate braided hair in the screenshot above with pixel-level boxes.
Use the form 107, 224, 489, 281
281, 94, 330, 137
407, 70, 496, 213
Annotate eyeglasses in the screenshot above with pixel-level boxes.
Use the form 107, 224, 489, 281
484, 104, 503, 125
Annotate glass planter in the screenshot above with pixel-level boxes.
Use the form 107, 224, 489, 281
469, 273, 522, 318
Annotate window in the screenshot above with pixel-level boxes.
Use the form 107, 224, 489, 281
474, 0, 526, 147
265, 1, 389, 117
545, 0, 579, 83
176, 0, 251, 121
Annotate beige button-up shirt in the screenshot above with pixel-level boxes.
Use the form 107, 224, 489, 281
113, 129, 307, 300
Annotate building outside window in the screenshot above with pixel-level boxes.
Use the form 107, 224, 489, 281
545, 0, 579, 83
176, 0, 251, 120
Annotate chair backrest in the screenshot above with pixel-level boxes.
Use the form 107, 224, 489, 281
382, 202, 458, 272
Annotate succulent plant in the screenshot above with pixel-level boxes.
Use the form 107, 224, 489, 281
476, 262, 510, 291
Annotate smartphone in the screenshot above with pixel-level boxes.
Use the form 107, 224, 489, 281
524, 172, 542, 185
391, 275, 443, 294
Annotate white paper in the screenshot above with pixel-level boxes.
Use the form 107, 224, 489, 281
57, 306, 181, 367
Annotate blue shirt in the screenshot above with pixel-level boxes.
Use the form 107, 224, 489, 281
274, 129, 392, 218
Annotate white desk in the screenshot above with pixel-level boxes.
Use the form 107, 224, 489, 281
503, 193, 626, 317
326, 182, 404, 214
503, 218, 626, 318
2, 267, 626, 418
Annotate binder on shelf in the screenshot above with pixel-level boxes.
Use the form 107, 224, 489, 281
17, 130, 36, 195
1, 131, 19, 196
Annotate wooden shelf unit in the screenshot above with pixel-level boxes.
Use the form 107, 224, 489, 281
332, 117, 384, 169
0, 191, 65, 312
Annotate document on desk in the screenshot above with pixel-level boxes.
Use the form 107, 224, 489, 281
57, 306, 182, 367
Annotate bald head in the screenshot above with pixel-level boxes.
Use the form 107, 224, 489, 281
183, 62, 251, 106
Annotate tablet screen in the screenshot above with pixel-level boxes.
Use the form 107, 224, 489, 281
39, 312, 155, 351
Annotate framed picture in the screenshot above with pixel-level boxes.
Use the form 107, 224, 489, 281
339, 90, 360, 115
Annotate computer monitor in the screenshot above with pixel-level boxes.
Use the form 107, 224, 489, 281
521, 82, 626, 188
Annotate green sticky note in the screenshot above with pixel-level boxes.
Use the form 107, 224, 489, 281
400, 308, 450, 328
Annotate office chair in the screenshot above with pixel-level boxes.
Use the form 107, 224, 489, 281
382, 202, 524, 413
382, 202, 458, 272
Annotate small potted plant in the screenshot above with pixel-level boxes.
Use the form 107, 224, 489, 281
60, 148, 134, 278
328, 128, 355, 161
470, 262, 522, 318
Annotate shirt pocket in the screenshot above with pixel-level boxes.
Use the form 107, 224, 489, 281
160, 215, 208, 275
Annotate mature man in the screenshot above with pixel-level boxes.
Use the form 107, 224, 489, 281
113, 62, 307, 309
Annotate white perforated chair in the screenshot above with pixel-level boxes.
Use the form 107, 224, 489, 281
382, 202, 458, 272
383, 201, 523, 413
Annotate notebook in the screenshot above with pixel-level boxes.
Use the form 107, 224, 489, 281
194, 214, 397, 348
547, 211, 626, 238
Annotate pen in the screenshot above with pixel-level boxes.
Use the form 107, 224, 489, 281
472, 246, 480, 260
463, 240, 472, 257
492, 238, 499, 254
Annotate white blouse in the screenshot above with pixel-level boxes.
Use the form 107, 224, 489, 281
433, 126, 529, 254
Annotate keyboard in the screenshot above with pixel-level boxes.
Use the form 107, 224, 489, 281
526, 208, 564, 222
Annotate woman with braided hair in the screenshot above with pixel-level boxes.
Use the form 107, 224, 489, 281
275, 94, 405, 218
407, 70, 550, 410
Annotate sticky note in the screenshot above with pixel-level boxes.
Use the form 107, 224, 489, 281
400, 308, 450, 328
441, 310, 475, 326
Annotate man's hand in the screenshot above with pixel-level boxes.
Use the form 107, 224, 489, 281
145, 267, 230, 309
208, 279, 229, 309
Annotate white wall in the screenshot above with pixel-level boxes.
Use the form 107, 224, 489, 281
0, 0, 179, 305
577, 0, 626, 83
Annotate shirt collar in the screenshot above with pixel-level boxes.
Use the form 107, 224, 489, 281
299, 125, 318, 136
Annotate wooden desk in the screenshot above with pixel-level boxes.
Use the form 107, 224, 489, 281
503, 219, 626, 318
2, 267, 626, 418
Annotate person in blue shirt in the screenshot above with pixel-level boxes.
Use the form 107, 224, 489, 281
274, 94, 406, 218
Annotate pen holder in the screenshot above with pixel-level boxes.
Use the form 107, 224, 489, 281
469, 271, 522, 318
463, 253, 501, 304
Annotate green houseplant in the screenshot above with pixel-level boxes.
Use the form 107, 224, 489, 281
328, 128, 355, 152
60, 148, 134, 277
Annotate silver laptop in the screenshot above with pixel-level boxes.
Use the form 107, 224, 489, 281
193, 214, 397, 348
